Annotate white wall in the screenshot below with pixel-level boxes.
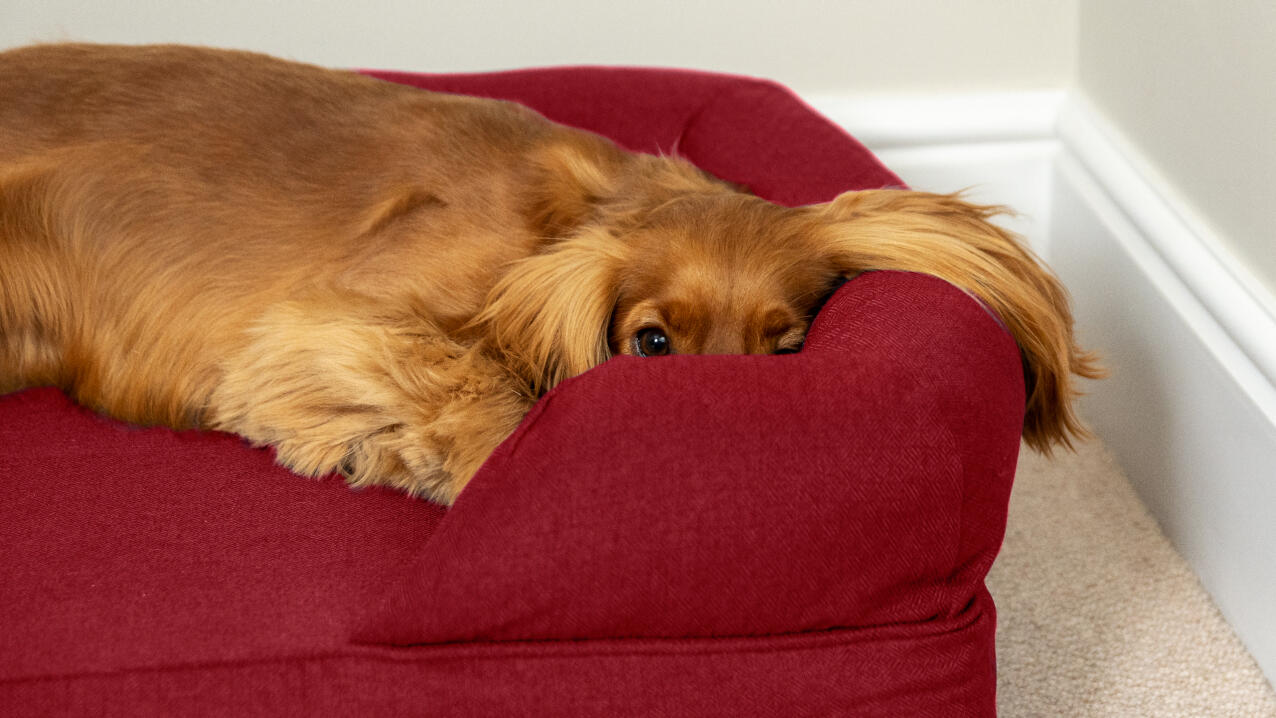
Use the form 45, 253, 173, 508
1078, 0, 1276, 305
0, 0, 1075, 95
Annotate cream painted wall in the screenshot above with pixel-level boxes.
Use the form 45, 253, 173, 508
1078, 1, 1276, 302
0, 0, 1074, 95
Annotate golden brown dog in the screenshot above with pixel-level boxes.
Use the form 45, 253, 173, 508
0, 44, 1101, 504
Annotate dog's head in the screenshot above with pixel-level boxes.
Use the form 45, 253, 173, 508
474, 147, 1102, 452
605, 192, 832, 360
475, 155, 832, 382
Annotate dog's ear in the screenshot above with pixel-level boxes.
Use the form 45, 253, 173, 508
809, 190, 1104, 453
524, 138, 628, 240
525, 141, 734, 240
471, 231, 629, 394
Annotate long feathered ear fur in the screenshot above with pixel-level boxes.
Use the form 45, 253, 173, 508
813, 189, 1104, 453
469, 230, 631, 395
473, 140, 726, 396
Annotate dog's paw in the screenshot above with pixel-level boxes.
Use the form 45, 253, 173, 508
209, 298, 531, 505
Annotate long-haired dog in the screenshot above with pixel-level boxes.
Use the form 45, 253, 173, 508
0, 44, 1102, 504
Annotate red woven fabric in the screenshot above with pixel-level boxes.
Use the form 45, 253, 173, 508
0, 67, 1019, 716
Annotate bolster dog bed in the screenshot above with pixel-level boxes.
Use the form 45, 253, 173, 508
0, 66, 1023, 716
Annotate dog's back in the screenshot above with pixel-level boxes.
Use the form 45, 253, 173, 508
0, 44, 618, 425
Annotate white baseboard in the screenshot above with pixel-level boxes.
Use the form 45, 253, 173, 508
1056, 97, 1276, 391
807, 91, 1065, 149
1050, 104, 1276, 683
808, 90, 1276, 684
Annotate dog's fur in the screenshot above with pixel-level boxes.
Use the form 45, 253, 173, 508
0, 44, 1102, 504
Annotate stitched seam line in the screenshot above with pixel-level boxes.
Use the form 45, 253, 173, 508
1, 595, 989, 686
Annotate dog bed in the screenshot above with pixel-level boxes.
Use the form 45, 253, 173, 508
0, 67, 1023, 716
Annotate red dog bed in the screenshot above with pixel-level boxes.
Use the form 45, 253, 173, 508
0, 67, 1022, 716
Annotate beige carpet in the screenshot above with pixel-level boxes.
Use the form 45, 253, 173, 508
988, 440, 1276, 716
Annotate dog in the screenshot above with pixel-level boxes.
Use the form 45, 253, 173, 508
0, 44, 1102, 504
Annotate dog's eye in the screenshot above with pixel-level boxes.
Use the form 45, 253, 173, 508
634, 328, 671, 357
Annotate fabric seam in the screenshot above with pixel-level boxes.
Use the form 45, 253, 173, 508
1, 593, 990, 686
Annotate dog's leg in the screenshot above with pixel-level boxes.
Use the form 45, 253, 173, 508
210, 296, 533, 505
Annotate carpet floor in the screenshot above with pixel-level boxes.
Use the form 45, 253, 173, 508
989, 440, 1276, 716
